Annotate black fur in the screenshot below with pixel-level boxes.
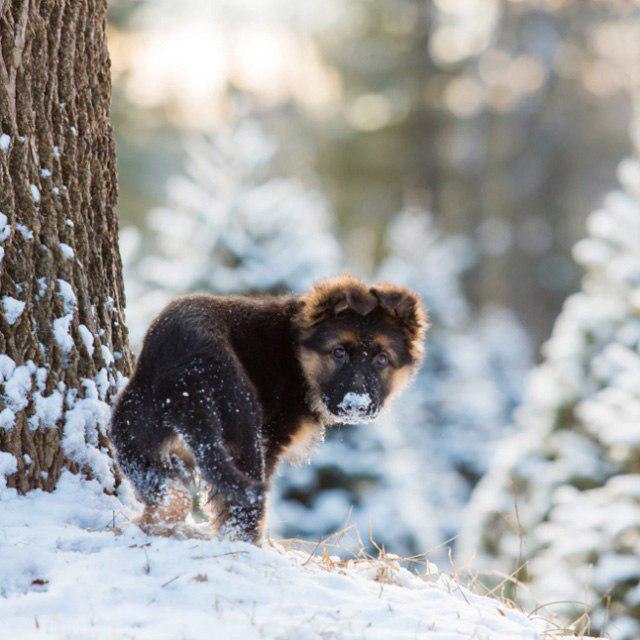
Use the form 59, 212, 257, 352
111, 278, 427, 542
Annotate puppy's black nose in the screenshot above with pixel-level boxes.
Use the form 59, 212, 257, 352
342, 401, 368, 414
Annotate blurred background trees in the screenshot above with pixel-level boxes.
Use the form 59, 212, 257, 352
109, 0, 640, 345
458, 108, 640, 640
111, 0, 640, 629
121, 117, 339, 345
123, 112, 533, 558
276, 209, 532, 557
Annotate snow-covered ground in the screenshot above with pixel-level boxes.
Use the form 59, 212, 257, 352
1, 472, 584, 640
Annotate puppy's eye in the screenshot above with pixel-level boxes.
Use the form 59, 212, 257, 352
332, 346, 347, 360
373, 352, 389, 368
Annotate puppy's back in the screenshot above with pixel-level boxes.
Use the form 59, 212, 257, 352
133, 293, 300, 383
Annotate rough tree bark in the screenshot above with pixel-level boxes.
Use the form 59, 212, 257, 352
0, 0, 131, 492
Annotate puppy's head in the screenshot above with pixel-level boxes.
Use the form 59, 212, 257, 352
294, 276, 428, 424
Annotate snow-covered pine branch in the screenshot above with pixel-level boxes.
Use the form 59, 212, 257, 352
459, 136, 640, 640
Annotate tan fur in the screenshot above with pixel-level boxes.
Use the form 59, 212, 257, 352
406, 329, 426, 362
139, 482, 193, 531
387, 365, 415, 401
335, 329, 358, 345
134, 436, 197, 533
282, 418, 326, 465
298, 348, 328, 386
297, 347, 335, 423
372, 334, 395, 353
160, 433, 196, 469
370, 282, 429, 362
204, 493, 267, 542
202, 492, 226, 529
298, 330, 356, 379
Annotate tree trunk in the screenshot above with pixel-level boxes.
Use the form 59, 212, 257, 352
0, 0, 131, 493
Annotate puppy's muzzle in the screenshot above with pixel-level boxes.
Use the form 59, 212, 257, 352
336, 392, 378, 421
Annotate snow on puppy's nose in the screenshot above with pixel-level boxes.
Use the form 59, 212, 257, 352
338, 392, 373, 417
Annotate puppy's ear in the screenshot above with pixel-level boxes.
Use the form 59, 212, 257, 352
342, 286, 377, 316
370, 284, 429, 342
297, 276, 377, 329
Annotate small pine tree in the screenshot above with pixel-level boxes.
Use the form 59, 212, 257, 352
123, 119, 341, 346
274, 209, 532, 556
459, 151, 640, 638
383, 210, 532, 548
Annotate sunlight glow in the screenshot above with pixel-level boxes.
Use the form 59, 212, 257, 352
110, 19, 340, 128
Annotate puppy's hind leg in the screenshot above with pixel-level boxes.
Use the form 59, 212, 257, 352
137, 435, 199, 536
110, 385, 196, 536
159, 356, 267, 544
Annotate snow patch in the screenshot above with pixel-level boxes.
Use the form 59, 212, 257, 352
0, 133, 10, 152
30, 184, 40, 204
78, 324, 95, 356
53, 314, 74, 354
94, 368, 110, 399
0, 212, 10, 242
2, 296, 25, 325
0, 471, 559, 639
0, 354, 16, 381
15, 223, 33, 240
59, 243, 74, 260
0, 408, 16, 431
56, 279, 76, 313
35, 277, 48, 300
0, 451, 17, 490
61, 397, 114, 490
101, 344, 114, 366
31, 389, 64, 430
3, 364, 32, 411
338, 392, 372, 411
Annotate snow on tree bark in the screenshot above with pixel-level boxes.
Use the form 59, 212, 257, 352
0, 0, 131, 493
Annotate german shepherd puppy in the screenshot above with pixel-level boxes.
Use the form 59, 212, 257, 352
111, 276, 427, 542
